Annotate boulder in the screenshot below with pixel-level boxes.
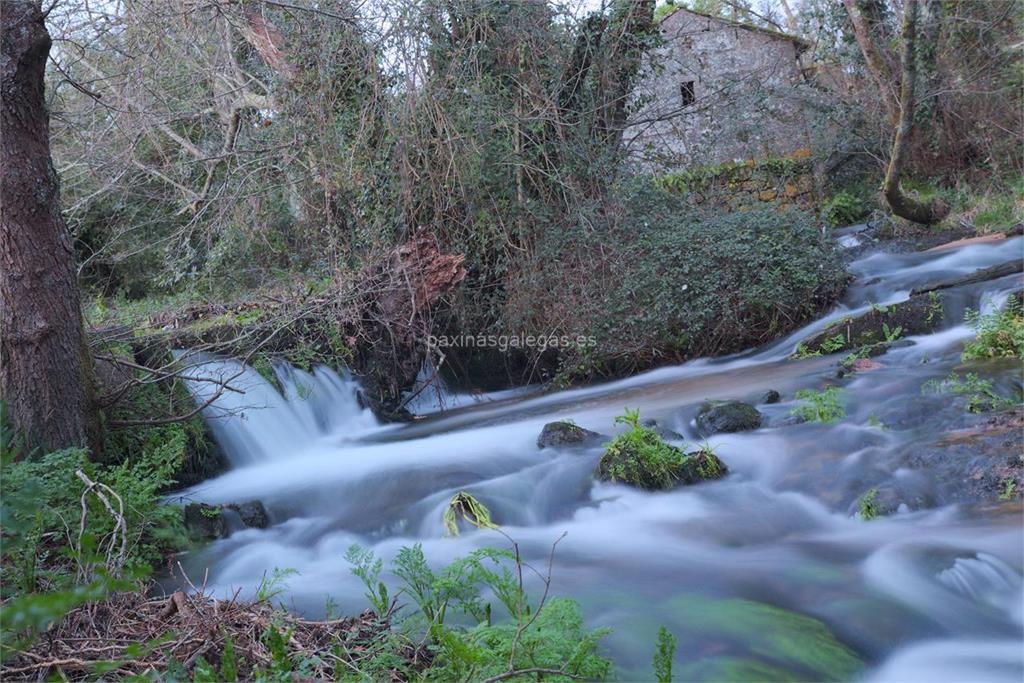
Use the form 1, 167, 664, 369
226, 500, 269, 529
184, 499, 269, 539
760, 389, 781, 405
184, 503, 227, 540
771, 413, 808, 428
696, 401, 763, 437
537, 421, 605, 449
642, 418, 685, 441
678, 449, 729, 484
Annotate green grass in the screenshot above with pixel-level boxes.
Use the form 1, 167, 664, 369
899, 176, 1024, 232
790, 387, 845, 424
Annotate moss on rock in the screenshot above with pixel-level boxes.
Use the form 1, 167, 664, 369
669, 594, 864, 682
799, 293, 946, 356
596, 413, 727, 490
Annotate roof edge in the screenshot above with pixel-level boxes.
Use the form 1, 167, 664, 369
660, 5, 812, 52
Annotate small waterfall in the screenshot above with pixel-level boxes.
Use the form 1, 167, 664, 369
175, 354, 377, 466
400, 359, 534, 415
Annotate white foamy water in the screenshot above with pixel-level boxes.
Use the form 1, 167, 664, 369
174, 236, 1024, 680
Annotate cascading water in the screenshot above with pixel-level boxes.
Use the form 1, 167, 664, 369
399, 358, 533, 416
175, 235, 1023, 681
175, 355, 379, 466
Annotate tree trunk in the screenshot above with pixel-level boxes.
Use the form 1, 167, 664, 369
602, 0, 656, 141
842, 0, 898, 125
778, 0, 799, 35
1, 1, 99, 453
882, 0, 949, 225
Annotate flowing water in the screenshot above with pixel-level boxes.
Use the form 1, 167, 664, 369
175, 236, 1024, 681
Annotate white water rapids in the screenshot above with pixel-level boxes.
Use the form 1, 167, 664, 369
174, 235, 1024, 681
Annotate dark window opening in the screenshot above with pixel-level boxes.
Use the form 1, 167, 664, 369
680, 80, 695, 107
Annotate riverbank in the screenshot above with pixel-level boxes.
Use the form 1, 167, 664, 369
5, 221, 1020, 682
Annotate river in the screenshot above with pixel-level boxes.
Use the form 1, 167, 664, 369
176, 233, 1023, 682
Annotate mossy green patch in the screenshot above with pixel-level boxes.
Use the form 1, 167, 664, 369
596, 408, 727, 489
679, 656, 801, 682
667, 594, 863, 681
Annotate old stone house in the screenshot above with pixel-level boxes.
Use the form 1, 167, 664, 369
626, 7, 818, 171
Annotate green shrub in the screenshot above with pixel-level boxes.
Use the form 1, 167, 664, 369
790, 387, 845, 424
1, 382, 192, 625
822, 191, 868, 228
0, 443, 184, 600
962, 299, 1024, 361
346, 543, 612, 682
1, 448, 91, 597
596, 408, 727, 489
508, 184, 848, 381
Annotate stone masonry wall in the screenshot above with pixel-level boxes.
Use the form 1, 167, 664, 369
625, 8, 816, 171
654, 150, 816, 211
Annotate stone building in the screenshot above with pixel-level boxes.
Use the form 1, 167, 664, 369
625, 7, 818, 171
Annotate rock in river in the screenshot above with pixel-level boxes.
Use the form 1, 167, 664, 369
537, 421, 605, 449
184, 500, 269, 539
696, 401, 763, 437
596, 425, 728, 490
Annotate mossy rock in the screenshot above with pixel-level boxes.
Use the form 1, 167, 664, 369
679, 656, 801, 682
642, 418, 685, 440
184, 500, 269, 539
184, 503, 227, 539
800, 293, 945, 355
537, 421, 605, 449
668, 594, 864, 681
679, 449, 729, 482
696, 401, 763, 437
595, 427, 727, 490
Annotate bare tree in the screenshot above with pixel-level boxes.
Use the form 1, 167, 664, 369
1, 0, 99, 452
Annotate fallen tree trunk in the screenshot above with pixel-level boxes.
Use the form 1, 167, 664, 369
910, 260, 1023, 296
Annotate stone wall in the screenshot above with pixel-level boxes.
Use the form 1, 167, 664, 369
625, 8, 821, 171
654, 150, 816, 211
